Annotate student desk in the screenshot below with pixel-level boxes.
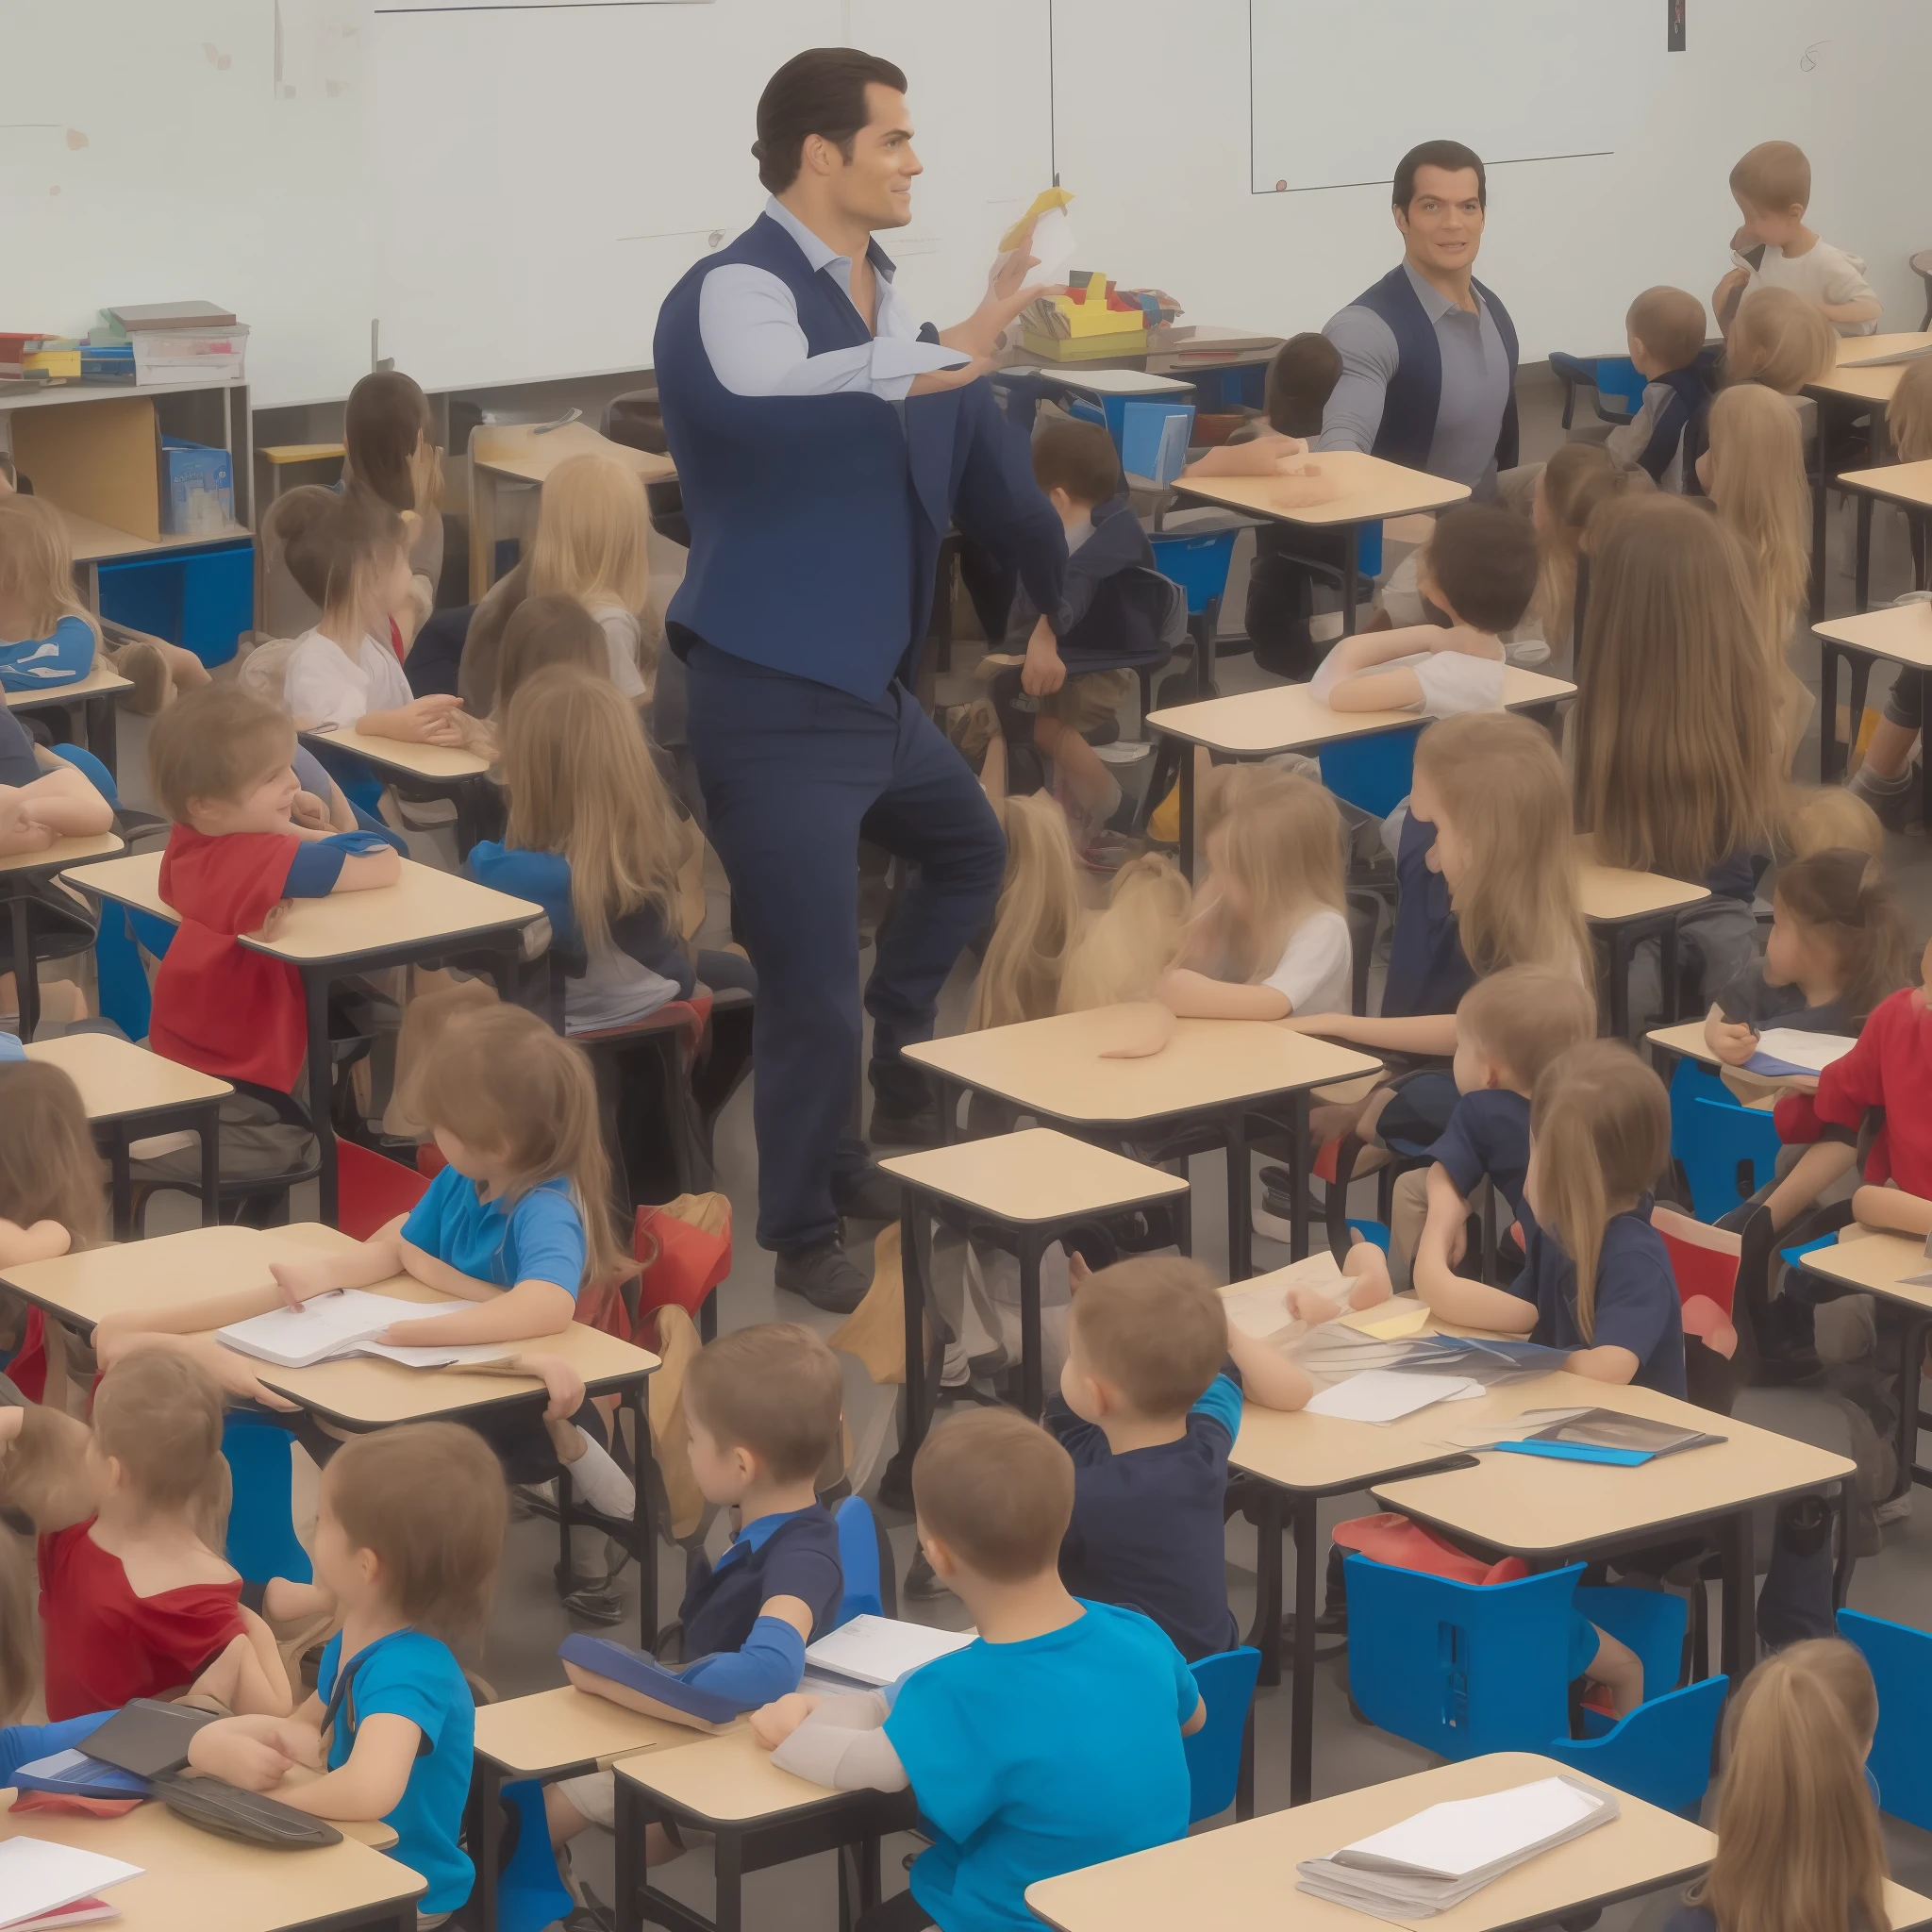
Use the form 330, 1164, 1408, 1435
0, 827, 122, 1041
470, 1688, 692, 1932
296, 724, 499, 858
1145, 669, 1574, 878
1840, 456, 1932, 613
468, 421, 675, 602
59, 849, 542, 1222
1172, 449, 1473, 637
1814, 592, 1932, 810
0, 1783, 424, 1932
612, 1726, 920, 1932
25, 1032, 230, 1236
1803, 334, 1932, 620
0, 1219, 664, 1641
904, 1009, 1380, 1283
1577, 862, 1712, 1038
6, 662, 135, 776
881, 1128, 1190, 1453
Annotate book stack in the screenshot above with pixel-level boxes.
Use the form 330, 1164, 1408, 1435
1296, 1774, 1620, 1919
0, 1840, 142, 1932
1, 332, 69, 391
1018, 275, 1184, 363
98, 302, 247, 386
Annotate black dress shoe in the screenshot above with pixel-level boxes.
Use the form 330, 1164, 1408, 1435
832, 1164, 906, 1225
870, 1102, 941, 1150
902, 1548, 948, 1599
774, 1234, 869, 1314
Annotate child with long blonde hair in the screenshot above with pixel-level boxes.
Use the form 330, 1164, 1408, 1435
1528, 443, 1652, 673
1572, 494, 1784, 1021
0, 494, 96, 692
1724, 286, 1839, 395
469, 666, 749, 1033
1846, 357, 1932, 824
1669, 1641, 1889, 1932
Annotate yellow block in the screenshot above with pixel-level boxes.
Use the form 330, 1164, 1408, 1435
1020, 327, 1149, 363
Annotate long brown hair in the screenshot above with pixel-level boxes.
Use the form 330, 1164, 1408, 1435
1705, 381, 1812, 678
1573, 495, 1783, 880
0, 1529, 36, 1723
1774, 847, 1914, 1025
1534, 444, 1651, 657
0, 1061, 106, 1248
1413, 713, 1591, 986
407, 1002, 630, 1287
277, 485, 408, 630
1529, 1041, 1670, 1340
972, 792, 1086, 1030
1690, 1643, 1890, 1932
344, 371, 441, 519
502, 666, 689, 956
1890, 358, 1932, 465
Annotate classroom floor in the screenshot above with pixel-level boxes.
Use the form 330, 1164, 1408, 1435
106, 374, 1932, 1930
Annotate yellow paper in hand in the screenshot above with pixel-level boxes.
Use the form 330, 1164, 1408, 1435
999, 187, 1074, 252
1342, 1301, 1432, 1341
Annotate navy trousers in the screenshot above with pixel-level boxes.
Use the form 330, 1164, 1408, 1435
685, 644, 1006, 1252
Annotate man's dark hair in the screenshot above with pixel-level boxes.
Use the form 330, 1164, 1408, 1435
754, 48, 908, 194
1392, 140, 1488, 213
1424, 503, 1539, 633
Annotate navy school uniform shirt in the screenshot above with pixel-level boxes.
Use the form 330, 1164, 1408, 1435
882, 1599, 1197, 1932
1507, 1195, 1687, 1397
1043, 1373, 1241, 1662
1429, 1089, 1533, 1227
0, 702, 41, 787
1715, 961, 1856, 1039
680, 1503, 843, 1660
1383, 807, 1475, 1019
1004, 495, 1164, 668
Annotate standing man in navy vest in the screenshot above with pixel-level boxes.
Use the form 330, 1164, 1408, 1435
1317, 141, 1522, 497
653, 49, 1065, 1312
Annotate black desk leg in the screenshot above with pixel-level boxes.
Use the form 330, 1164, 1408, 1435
1658, 921, 1682, 1026
938, 1075, 959, 1146
1719, 1508, 1757, 1685
613, 1775, 642, 1932
198, 1100, 222, 1227
1017, 1227, 1045, 1420
629, 1380, 658, 1651
1856, 492, 1874, 614
471, 1760, 504, 1932
1848, 658, 1873, 780
1290, 1493, 1320, 1807
1290, 1091, 1310, 1262
1246, 1485, 1283, 1688
1820, 641, 1841, 782
1897, 1315, 1929, 1500
1178, 749, 1196, 884
1225, 1109, 1253, 1283
109, 1133, 133, 1242
1341, 524, 1362, 637
304, 967, 338, 1223
11, 897, 39, 1044
90, 693, 118, 780
900, 1182, 932, 1460
714, 1828, 745, 1932
1607, 930, 1630, 1041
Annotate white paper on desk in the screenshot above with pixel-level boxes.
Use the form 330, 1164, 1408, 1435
1335, 1775, 1605, 1879
1223, 1252, 1345, 1338
804, 1615, 975, 1688
217, 1290, 432, 1368
0, 1841, 142, 1928
1743, 1029, 1857, 1078
359, 1341, 520, 1369
1304, 1372, 1481, 1424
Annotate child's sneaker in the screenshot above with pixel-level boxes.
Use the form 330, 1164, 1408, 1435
941, 699, 997, 776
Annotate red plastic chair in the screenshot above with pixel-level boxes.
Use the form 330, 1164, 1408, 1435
335, 1140, 431, 1240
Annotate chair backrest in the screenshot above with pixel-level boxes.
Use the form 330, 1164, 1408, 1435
1138, 569, 1190, 652
1183, 1646, 1261, 1824
1544, 1674, 1727, 1818
1592, 356, 1649, 416
1319, 724, 1424, 822
1147, 528, 1238, 615
831, 1494, 888, 1628
222, 1411, 312, 1586
1840, 1608, 1932, 1831
336, 1141, 431, 1243
495, 1777, 576, 1932
1119, 400, 1195, 487
1668, 1058, 1782, 1222
1573, 1583, 1688, 1702
1344, 1553, 1585, 1761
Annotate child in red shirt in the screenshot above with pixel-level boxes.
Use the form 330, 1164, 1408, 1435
0, 1352, 291, 1721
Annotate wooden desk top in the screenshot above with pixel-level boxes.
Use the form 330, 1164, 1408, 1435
880, 1126, 1189, 1224
299, 724, 493, 784
4, 662, 136, 708
475, 1685, 693, 1778
1837, 457, 1932, 510
1815, 599, 1932, 669
62, 850, 540, 966
50, 507, 248, 566
614, 1725, 851, 1825
259, 442, 344, 465
906, 1008, 1382, 1124
1808, 334, 1932, 405
0, 1786, 422, 1932
1001, 364, 1195, 397
0, 1222, 658, 1427
1174, 449, 1472, 527
1371, 1374, 1851, 1553
1795, 1227, 1932, 1316
1578, 864, 1711, 924
1645, 1020, 1720, 1066
1146, 668, 1574, 756
0, 828, 122, 878
471, 421, 674, 487
1025, 1754, 1711, 1932
25, 1032, 231, 1122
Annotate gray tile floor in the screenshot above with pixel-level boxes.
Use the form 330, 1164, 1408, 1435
99, 375, 1932, 1929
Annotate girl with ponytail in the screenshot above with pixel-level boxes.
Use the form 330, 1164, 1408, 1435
1669, 1641, 1889, 1932
1413, 1040, 1686, 1396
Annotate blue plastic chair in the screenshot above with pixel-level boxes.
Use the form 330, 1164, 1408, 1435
1550, 353, 1646, 429
1184, 1646, 1261, 1824
495, 1778, 575, 1932
830, 1494, 889, 1627
1546, 1674, 1727, 1817
222, 1412, 311, 1586
1840, 1609, 1932, 1831
1574, 1584, 1689, 1700
1319, 724, 1424, 822
1669, 1060, 1782, 1223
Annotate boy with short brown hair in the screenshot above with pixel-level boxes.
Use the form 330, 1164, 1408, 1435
1715, 141, 1880, 337
1604, 287, 1709, 491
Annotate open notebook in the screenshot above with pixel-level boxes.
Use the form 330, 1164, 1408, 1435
804, 1616, 976, 1689
0, 1843, 142, 1932
217, 1290, 516, 1370
1743, 1028, 1857, 1080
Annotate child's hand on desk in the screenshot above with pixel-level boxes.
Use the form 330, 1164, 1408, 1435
291, 790, 333, 832
1341, 1230, 1393, 1309
751, 1692, 822, 1752
514, 1351, 587, 1423
1097, 999, 1174, 1059
391, 694, 467, 745
0, 788, 58, 852
189, 1714, 324, 1790
1706, 1015, 1759, 1066
270, 1257, 343, 1307
250, 899, 292, 943
1285, 1286, 1343, 1325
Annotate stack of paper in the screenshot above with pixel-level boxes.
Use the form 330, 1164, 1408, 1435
0, 1842, 142, 1932
217, 1291, 515, 1371
1743, 1029, 1857, 1079
1222, 1252, 1348, 1340
1304, 1372, 1482, 1424
803, 1616, 975, 1689
1296, 1775, 1619, 1919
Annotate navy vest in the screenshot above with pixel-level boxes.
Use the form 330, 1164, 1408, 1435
1637, 365, 1711, 488
655, 213, 1039, 700
1354, 265, 1521, 475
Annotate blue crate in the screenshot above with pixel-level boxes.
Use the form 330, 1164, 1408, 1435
96, 540, 252, 668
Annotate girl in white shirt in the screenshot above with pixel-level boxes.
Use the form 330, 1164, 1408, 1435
525, 454, 656, 707
275, 488, 465, 745
1160, 767, 1353, 1022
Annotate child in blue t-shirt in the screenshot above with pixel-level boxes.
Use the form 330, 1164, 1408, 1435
194, 1425, 507, 1923
1044, 1253, 1324, 1660
753, 1408, 1202, 1932
0, 495, 98, 694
